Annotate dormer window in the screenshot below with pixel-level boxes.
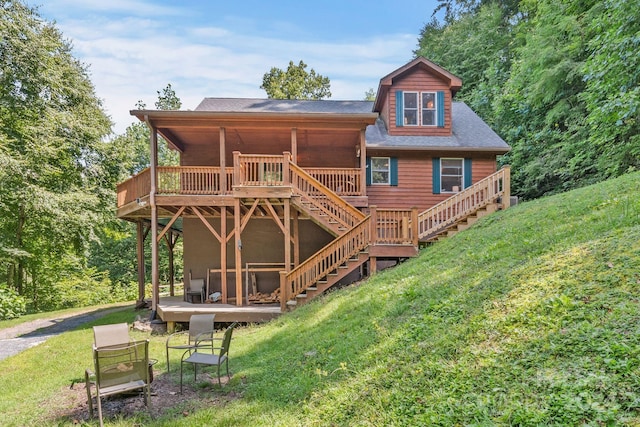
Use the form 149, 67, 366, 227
403, 92, 418, 125
422, 93, 436, 126
396, 90, 445, 128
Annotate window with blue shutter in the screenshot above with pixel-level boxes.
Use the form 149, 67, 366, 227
432, 157, 441, 194
436, 91, 445, 127
390, 158, 398, 186
395, 91, 404, 127
464, 158, 472, 188
366, 157, 371, 185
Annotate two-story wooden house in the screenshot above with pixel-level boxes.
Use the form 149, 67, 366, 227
116, 57, 511, 327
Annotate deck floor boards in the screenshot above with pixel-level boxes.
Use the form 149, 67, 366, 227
157, 296, 281, 324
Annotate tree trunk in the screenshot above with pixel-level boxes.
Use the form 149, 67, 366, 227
16, 204, 25, 294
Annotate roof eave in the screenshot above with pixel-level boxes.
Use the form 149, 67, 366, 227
365, 145, 511, 154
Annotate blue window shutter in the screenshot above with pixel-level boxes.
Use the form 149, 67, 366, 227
432, 157, 441, 194
390, 158, 398, 186
366, 157, 371, 186
396, 91, 404, 127
464, 158, 472, 188
436, 91, 445, 127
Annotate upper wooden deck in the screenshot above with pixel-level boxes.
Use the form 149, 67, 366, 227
117, 152, 368, 219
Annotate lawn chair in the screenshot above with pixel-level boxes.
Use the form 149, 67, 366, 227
92, 323, 130, 348
180, 322, 238, 392
165, 314, 216, 372
186, 270, 207, 303
85, 324, 151, 427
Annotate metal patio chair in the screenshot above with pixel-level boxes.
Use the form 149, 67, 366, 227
85, 324, 151, 427
180, 322, 238, 392
165, 314, 216, 372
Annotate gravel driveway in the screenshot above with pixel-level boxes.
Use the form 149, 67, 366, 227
0, 305, 130, 361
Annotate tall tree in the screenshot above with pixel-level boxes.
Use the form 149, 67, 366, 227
91, 86, 184, 289
261, 60, 331, 100
0, 0, 113, 308
582, 0, 640, 177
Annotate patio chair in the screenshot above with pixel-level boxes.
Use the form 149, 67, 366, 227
180, 322, 238, 392
186, 270, 207, 303
92, 323, 130, 348
165, 314, 216, 372
85, 324, 151, 427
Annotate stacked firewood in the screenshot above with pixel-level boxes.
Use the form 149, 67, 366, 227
248, 288, 280, 303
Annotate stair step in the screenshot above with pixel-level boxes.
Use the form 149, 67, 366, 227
286, 300, 297, 306
307, 286, 317, 291
296, 293, 308, 299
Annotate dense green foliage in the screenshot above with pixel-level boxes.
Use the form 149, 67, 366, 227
417, 0, 640, 200
0, 2, 182, 317
0, 0, 115, 311
1, 172, 638, 425
0, 284, 26, 319
261, 60, 331, 100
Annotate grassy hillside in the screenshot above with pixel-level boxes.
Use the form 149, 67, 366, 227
188, 171, 640, 426
1, 171, 639, 426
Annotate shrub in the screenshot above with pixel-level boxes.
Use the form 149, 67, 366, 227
0, 284, 27, 320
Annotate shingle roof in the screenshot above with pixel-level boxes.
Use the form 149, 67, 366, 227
195, 98, 374, 114
193, 98, 509, 152
366, 102, 510, 152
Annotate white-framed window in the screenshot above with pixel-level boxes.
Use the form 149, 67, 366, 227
403, 92, 418, 126
397, 90, 442, 127
371, 157, 390, 184
422, 92, 436, 126
441, 158, 463, 192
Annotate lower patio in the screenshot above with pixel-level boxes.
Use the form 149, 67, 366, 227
157, 296, 281, 331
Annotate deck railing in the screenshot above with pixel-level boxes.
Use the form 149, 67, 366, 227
233, 152, 290, 187
157, 166, 233, 195
117, 168, 151, 206
370, 207, 418, 246
116, 152, 366, 208
417, 166, 510, 240
289, 162, 366, 229
279, 215, 371, 310
304, 168, 362, 196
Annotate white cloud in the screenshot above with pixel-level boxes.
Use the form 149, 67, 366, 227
42, 5, 420, 134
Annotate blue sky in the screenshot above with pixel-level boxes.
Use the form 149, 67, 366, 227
37, 0, 441, 134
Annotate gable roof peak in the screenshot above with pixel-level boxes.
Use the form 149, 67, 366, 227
373, 57, 463, 112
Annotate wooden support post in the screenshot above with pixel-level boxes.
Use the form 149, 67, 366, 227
284, 198, 291, 272
292, 209, 300, 267
370, 257, 377, 275
146, 117, 160, 313
369, 205, 377, 246
411, 207, 419, 248
291, 128, 297, 164
136, 220, 146, 304
502, 165, 511, 209
166, 321, 176, 334
234, 198, 243, 306
221, 207, 228, 303
220, 127, 226, 193
279, 271, 287, 312
360, 129, 367, 196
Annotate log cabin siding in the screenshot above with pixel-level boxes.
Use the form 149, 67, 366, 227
387, 69, 452, 136
366, 153, 497, 211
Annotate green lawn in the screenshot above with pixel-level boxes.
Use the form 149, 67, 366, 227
1, 171, 639, 426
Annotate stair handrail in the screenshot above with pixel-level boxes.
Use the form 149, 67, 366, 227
289, 162, 365, 229
417, 166, 510, 239
280, 215, 371, 310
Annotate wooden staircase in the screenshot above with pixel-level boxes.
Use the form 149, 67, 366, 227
280, 163, 511, 310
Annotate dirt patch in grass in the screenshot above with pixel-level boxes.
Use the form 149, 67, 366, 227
49, 369, 241, 425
